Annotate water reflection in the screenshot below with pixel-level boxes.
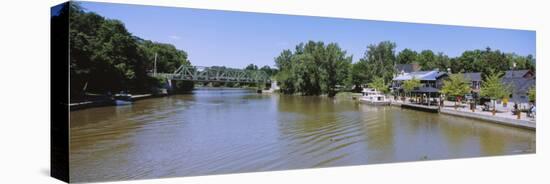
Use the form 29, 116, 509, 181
69, 88, 535, 182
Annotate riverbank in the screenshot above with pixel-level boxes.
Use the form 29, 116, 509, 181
70, 87, 267, 111
69, 94, 160, 111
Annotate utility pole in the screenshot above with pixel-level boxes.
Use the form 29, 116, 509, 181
154, 52, 158, 77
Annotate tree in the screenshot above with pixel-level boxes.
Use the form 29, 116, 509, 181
245, 64, 259, 70
450, 47, 535, 76
65, 2, 192, 99
368, 77, 389, 94
417, 50, 437, 70
357, 41, 397, 84
402, 77, 421, 99
274, 49, 295, 94
440, 73, 471, 108
274, 41, 352, 97
139, 39, 190, 73
434, 52, 450, 71
323, 43, 352, 97
260, 65, 277, 76
480, 72, 511, 115
348, 60, 369, 91
396, 48, 418, 64
528, 86, 536, 103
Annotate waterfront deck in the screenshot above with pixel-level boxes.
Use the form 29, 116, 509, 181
389, 100, 536, 130
439, 106, 535, 130
390, 101, 439, 113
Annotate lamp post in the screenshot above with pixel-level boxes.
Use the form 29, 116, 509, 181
153, 52, 158, 77
512, 62, 520, 119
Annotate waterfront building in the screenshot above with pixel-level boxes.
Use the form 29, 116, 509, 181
395, 63, 421, 75
391, 70, 448, 102
502, 70, 535, 104
460, 72, 482, 93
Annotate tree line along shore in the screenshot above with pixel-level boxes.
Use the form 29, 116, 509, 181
273, 41, 535, 99
57, 3, 535, 103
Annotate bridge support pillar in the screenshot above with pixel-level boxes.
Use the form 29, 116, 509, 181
166, 79, 173, 91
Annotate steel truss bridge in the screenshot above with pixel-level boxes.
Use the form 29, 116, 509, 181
151, 65, 271, 84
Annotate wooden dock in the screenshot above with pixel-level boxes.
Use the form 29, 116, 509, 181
130, 94, 153, 101
398, 103, 439, 113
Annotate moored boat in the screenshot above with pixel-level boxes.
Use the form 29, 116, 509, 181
359, 88, 390, 105
114, 92, 133, 105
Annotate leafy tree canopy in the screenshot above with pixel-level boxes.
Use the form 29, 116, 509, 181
368, 77, 389, 94
480, 72, 511, 100
440, 73, 471, 97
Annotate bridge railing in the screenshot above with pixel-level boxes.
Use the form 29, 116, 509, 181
150, 65, 271, 84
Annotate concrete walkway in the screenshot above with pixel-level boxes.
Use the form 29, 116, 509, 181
439, 101, 535, 130
388, 98, 535, 130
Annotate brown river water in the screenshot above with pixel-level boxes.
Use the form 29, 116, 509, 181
69, 88, 535, 182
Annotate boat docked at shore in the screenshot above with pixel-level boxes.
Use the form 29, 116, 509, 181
114, 92, 133, 105
360, 88, 390, 105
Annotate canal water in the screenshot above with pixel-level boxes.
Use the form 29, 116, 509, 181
69, 88, 535, 182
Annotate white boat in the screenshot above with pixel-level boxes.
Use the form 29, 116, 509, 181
359, 88, 390, 105
114, 92, 133, 105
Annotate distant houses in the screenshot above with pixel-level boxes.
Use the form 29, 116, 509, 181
390, 65, 535, 105
391, 69, 448, 98
460, 72, 482, 93
501, 70, 535, 104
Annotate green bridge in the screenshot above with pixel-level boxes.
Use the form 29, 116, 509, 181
150, 65, 271, 84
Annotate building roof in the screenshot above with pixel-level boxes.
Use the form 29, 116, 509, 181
502, 77, 535, 94
504, 70, 531, 79
460, 72, 482, 82
395, 63, 421, 73
393, 70, 447, 81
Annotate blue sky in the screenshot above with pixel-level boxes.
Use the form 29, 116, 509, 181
78, 1, 536, 69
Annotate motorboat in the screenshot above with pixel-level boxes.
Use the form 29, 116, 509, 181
359, 88, 390, 105
114, 92, 133, 105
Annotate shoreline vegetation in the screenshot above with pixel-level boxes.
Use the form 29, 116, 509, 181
273, 41, 535, 97
60, 3, 536, 116
63, 3, 194, 103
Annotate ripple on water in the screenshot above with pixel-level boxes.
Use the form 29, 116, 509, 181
69, 91, 536, 182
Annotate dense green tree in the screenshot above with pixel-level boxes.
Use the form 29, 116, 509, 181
480, 72, 511, 115
368, 77, 389, 94
69, 4, 147, 94
440, 73, 471, 108
396, 48, 418, 64
434, 52, 451, 71
138, 39, 190, 73
274, 49, 295, 94
259, 65, 277, 76
506, 53, 536, 72
274, 41, 352, 97
358, 41, 397, 84
245, 63, 259, 70
348, 60, 369, 91
528, 86, 536, 103
65, 3, 192, 99
417, 50, 436, 70
449, 47, 534, 76
402, 77, 421, 98
324, 43, 353, 96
